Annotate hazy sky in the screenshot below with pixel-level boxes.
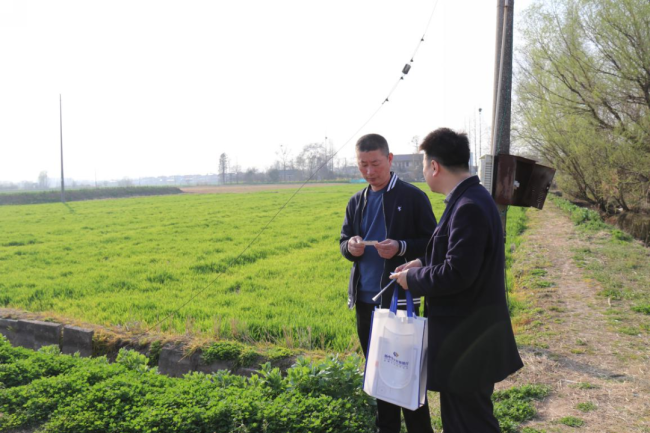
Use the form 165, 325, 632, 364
0, 0, 533, 183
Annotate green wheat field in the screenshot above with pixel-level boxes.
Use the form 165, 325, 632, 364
0, 184, 521, 352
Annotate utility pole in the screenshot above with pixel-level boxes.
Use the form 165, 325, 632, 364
491, 0, 514, 233
327, 136, 334, 178
473, 110, 478, 174
59, 94, 65, 203
478, 108, 483, 158
280, 145, 287, 182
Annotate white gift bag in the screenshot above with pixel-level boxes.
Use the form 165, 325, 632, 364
363, 287, 428, 410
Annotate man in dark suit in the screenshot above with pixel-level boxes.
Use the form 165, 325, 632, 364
390, 128, 523, 432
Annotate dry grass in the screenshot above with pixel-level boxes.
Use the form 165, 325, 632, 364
503, 202, 650, 432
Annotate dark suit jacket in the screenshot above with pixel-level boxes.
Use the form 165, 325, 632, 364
406, 176, 523, 393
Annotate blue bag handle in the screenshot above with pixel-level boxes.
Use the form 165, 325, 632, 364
389, 284, 414, 317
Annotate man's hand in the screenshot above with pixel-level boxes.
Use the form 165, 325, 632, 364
347, 236, 365, 257
394, 259, 422, 273
390, 259, 422, 290
375, 239, 399, 259
389, 269, 410, 290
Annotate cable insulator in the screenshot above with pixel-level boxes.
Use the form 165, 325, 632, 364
402, 64, 411, 74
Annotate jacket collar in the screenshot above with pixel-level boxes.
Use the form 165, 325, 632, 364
443, 175, 480, 210
387, 172, 398, 192
363, 172, 399, 199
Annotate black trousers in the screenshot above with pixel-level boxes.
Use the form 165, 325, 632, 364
356, 302, 434, 433
439, 384, 501, 433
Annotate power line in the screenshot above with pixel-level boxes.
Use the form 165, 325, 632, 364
143, 1, 442, 334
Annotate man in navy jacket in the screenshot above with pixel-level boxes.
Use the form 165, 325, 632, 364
340, 133, 437, 433
391, 128, 523, 433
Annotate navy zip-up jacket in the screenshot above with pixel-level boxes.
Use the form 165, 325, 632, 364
340, 173, 437, 309
407, 176, 523, 392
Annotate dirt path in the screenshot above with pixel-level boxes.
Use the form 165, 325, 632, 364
500, 202, 650, 432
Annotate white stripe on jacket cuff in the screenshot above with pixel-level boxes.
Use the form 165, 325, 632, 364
397, 240, 406, 256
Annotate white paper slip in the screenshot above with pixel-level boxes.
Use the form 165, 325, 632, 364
361, 240, 378, 245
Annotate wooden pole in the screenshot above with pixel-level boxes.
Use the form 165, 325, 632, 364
491, 0, 514, 234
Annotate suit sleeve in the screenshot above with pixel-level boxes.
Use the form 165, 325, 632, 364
399, 190, 437, 260
339, 197, 359, 262
407, 201, 490, 297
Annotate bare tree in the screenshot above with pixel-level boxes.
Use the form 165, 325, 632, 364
276, 145, 292, 182
410, 136, 422, 181
297, 143, 329, 180
219, 153, 229, 185
231, 162, 241, 184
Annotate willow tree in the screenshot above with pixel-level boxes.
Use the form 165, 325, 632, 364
515, 0, 650, 213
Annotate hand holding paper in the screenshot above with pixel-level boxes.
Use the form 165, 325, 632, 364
347, 236, 366, 257
390, 260, 421, 290
375, 239, 399, 259
390, 269, 409, 290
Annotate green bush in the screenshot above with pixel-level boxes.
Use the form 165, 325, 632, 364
550, 196, 610, 232
492, 384, 551, 433
201, 341, 261, 368
0, 337, 374, 433
202, 341, 244, 363
0, 336, 552, 433
559, 416, 585, 427
116, 347, 156, 373
632, 304, 650, 315
0, 345, 79, 388
576, 401, 597, 412
612, 229, 632, 242
265, 346, 294, 360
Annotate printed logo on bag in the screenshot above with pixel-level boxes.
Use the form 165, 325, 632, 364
393, 352, 399, 358
383, 353, 409, 370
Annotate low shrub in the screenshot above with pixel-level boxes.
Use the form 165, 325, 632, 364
632, 304, 650, 315
550, 196, 609, 231
576, 401, 597, 412
0, 336, 374, 433
0, 336, 551, 433
559, 416, 585, 427
493, 384, 551, 433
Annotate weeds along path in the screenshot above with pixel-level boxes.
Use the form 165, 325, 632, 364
502, 201, 650, 432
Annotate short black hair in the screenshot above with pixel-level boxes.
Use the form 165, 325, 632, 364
419, 128, 470, 172
356, 133, 389, 156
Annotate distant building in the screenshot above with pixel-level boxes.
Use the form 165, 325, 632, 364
338, 165, 360, 178
392, 153, 422, 182
336, 154, 423, 182
278, 169, 301, 182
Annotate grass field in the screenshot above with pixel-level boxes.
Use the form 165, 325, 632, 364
0, 184, 524, 352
